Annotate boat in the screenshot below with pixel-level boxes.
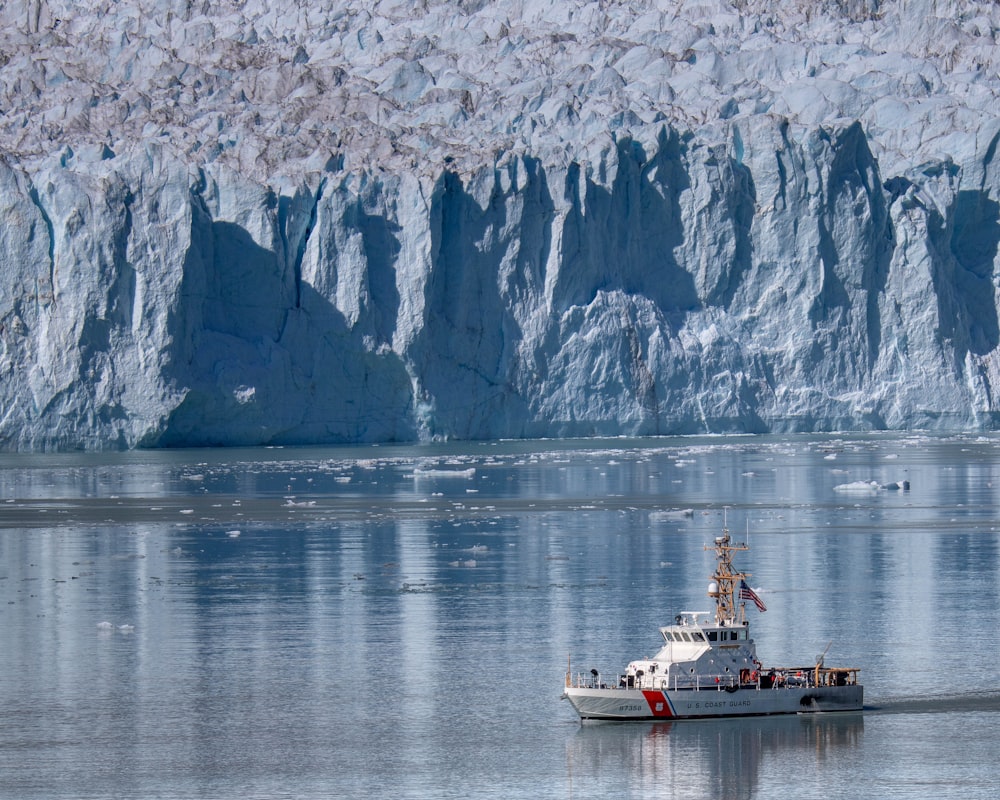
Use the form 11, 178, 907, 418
562, 526, 863, 721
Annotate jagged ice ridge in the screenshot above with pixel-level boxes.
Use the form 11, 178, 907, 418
1, 0, 1000, 448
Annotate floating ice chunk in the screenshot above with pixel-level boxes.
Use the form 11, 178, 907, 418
117, 624, 135, 633
413, 468, 476, 478
833, 480, 880, 493
96, 621, 113, 630
835, 479, 910, 493
233, 385, 256, 404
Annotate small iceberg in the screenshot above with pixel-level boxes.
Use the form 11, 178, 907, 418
834, 479, 910, 493
833, 480, 880, 493
413, 467, 477, 478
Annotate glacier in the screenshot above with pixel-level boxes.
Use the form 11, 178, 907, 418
1, 0, 1000, 449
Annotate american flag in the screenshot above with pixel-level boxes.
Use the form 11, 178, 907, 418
739, 580, 767, 612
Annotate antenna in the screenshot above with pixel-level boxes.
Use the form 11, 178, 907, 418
705, 520, 750, 626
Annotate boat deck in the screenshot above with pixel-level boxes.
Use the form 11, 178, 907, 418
567, 666, 860, 693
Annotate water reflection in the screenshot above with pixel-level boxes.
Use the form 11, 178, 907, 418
3, 433, 1000, 799
566, 713, 864, 799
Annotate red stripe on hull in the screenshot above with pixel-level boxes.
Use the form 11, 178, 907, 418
641, 690, 674, 717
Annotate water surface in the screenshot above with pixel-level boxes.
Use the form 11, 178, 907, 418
1, 434, 999, 798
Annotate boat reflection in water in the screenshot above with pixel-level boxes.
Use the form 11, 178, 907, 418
565, 713, 864, 799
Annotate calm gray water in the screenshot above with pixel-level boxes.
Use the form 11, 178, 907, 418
1, 434, 999, 799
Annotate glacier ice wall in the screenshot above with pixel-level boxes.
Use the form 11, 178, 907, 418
1, 0, 1000, 448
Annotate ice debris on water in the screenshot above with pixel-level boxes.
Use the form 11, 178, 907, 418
412, 468, 477, 479
834, 480, 911, 493
97, 621, 134, 634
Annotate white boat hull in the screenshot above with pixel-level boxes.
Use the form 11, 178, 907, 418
563, 684, 863, 721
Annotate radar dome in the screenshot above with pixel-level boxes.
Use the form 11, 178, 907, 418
708, 581, 720, 597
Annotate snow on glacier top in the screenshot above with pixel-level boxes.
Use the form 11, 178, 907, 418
1, 0, 998, 179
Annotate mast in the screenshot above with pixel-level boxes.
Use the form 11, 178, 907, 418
706, 528, 751, 625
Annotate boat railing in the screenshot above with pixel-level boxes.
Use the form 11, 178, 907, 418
567, 672, 610, 690
566, 666, 860, 692
567, 672, 742, 691
661, 675, 741, 691
753, 666, 861, 689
